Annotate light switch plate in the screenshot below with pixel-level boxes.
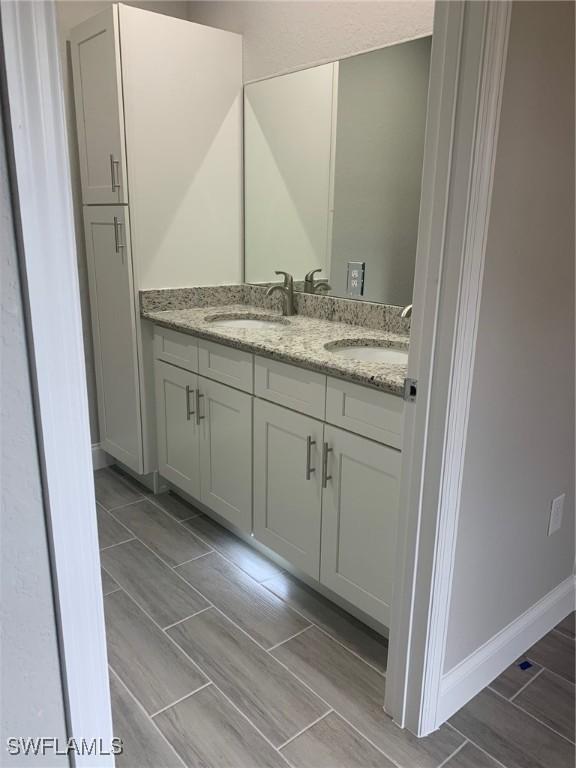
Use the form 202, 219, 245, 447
547, 493, 565, 536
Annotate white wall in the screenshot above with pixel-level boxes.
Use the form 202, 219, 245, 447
0, 104, 68, 765
55, 0, 190, 443
187, 1, 434, 82
444, 0, 575, 671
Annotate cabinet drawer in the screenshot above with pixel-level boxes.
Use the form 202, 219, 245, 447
154, 328, 198, 373
255, 357, 326, 418
326, 377, 404, 449
198, 340, 253, 393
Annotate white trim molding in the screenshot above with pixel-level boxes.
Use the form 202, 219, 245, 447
1, 1, 114, 764
385, 1, 512, 735
438, 576, 576, 724
92, 443, 114, 471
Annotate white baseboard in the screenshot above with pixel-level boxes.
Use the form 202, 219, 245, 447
91, 443, 113, 471
438, 575, 576, 724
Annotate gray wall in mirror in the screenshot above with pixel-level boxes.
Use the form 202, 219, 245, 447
244, 36, 431, 305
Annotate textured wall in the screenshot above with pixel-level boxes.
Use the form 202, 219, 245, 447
0, 105, 68, 765
55, 0, 190, 444
187, 1, 434, 82
444, 0, 575, 670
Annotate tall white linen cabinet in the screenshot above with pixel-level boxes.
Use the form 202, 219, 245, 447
70, 4, 243, 475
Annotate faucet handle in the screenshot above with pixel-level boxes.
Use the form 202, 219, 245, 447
304, 268, 323, 282
274, 270, 293, 287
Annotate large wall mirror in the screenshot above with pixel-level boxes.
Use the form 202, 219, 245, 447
244, 36, 432, 305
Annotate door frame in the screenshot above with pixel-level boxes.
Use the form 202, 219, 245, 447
0, 1, 114, 764
0, 0, 512, 745
385, 0, 511, 735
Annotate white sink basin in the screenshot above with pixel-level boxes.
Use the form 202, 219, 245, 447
328, 344, 409, 364
206, 314, 288, 330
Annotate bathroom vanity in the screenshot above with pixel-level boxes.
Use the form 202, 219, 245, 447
142, 296, 409, 628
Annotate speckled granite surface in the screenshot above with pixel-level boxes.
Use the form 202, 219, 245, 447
141, 285, 411, 335
142, 303, 409, 396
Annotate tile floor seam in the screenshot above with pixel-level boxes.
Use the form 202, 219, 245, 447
145, 492, 203, 523
105, 516, 215, 608
158, 618, 295, 764
171, 550, 214, 569
266, 640, 405, 768
446, 724, 510, 768
172, 512, 285, 583
105, 590, 218, 718
162, 606, 213, 631
508, 666, 546, 702
526, 654, 576, 688
259, 576, 388, 675
276, 709, 334, 751
550, 627, 576, 642
267, 625, 314, 651
99, 537, 136, 552
108, 666, 187, 768
150, 681, 213, 718
434, 738, 469, 768
488, 681, 576, 745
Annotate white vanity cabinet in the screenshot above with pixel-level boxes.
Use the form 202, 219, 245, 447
321, 425, 401, 625
155, 361, 201, 499
199, 378, 252, 533
154, 333, 252, 534
84, 206, 142, 472
71, 6, 243, 475
253, 399, 323, 578
153, 328, 404, 628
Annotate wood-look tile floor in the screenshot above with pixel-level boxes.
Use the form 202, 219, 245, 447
95, 467, 576, 768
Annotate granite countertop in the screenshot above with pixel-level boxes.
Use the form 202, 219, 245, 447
142, 304, 409, 396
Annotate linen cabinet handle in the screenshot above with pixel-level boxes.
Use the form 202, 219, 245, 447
322, 442, 333, 489
185, 386, 195, 420
110, 153, 121, 191
195, 391, 205, 425
113, 216, 125, 254
305, 436, 316, 480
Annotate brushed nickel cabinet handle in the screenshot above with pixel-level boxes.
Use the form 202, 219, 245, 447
110, 153, 121, 191
185, 386, 195, 420
196, 391, 205, 425
322, 442, 333, 489
113, 216, 125, 253
305, 436, 316, 480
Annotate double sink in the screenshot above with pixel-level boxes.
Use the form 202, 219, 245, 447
205, 312, 409, 364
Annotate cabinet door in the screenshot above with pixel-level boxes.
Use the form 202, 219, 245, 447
84, 206, 142, 472
155, 362, 201, 499
254, 400, 322, 578
70, 6, 128, 204
198, 378, 252, 533
321, 425, 401, 625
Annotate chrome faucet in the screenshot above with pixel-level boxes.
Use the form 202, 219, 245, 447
304, 268, 332, 295
266, 271, 295, 316
401, 304, 413, 319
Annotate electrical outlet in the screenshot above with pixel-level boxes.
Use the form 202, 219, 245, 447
346, 261, 365, 297
547, 493, 565, 536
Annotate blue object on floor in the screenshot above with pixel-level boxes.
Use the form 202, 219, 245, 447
518, 660, 533, 670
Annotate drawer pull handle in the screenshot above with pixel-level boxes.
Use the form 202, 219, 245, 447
196, 391, 205, 425
113, 216, 125, 254
305, 436, 316, 480
322, 442, 333, 488
185, 386, 195, 420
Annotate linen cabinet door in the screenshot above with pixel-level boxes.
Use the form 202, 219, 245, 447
155, 361, 201, 499
198, 378, 252, 534
254, 400, 323, 579
70, 6, 128, 204
320, 425, 401, 625
84, 206, 142, 473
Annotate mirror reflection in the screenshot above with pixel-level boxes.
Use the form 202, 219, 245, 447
244, 36, 431, 305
